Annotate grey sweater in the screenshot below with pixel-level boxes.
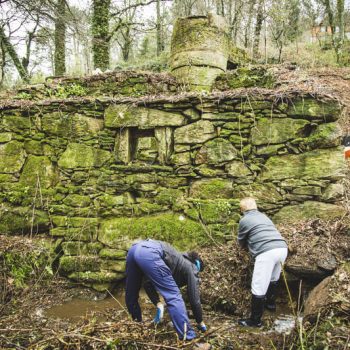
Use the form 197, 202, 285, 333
143, 241, 203, 324
237, 210, 287, 258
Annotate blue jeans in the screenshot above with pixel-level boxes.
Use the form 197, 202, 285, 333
125, 240, 196, 340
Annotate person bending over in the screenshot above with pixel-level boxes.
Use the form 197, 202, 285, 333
237, 197, 288, 327
125, 239, 206, 341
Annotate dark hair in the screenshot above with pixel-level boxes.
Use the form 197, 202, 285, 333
187, 251, 205, 272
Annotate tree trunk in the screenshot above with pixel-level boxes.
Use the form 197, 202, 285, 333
156, 0, 164, 56
244, 0, 256, 48
54, 0, 66, 76
337, 0, 345, 43
253, 0, 264, 59
92, 0, 111, 70
0, 25, 30, 83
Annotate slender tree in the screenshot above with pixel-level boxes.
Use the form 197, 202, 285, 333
92, 0, 111, 70
0, 25, 30, 82
253, 0, 264, 59
54, 0, 66, 75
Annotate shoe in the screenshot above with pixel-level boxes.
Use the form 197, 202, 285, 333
265, 281, 278, 311
194, 343, 212, 350
238, 294, 264, 328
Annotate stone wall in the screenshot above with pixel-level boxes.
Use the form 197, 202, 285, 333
0, 74, 347, 291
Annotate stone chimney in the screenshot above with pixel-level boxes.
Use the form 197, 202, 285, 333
170, 14, 230, 91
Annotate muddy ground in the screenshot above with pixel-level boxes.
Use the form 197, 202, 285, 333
0, 218, 349, 350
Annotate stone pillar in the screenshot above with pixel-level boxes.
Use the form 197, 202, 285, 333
170, 13, 230, 91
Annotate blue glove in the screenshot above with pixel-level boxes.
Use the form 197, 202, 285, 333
153, 303, 164, 324
197, 322, 207, 332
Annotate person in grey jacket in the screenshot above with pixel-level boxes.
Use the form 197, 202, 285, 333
125, 239, 206, 340
237, 197, 288, 327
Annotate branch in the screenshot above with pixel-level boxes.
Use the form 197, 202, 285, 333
110, 0, 172, 18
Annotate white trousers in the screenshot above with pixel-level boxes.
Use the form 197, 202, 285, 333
251, 248, 288, 296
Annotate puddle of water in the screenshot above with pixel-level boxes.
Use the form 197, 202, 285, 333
44, 288, 151, 322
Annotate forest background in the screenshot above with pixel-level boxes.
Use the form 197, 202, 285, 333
0, 0, 350, 88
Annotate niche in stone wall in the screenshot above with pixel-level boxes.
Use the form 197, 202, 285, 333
114, 126, 174, 165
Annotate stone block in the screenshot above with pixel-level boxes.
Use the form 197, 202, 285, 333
68, 271, 123, 283
58, 255, 101, 274
99, 248, 127, 259
174, 120, 216, 144
287, 98, 341, 120
260, 148, 346, 181
19, 155, 58, 189
195, 138, 237, 165
50, 227, 97, 241
307, 122, 342, 149
273, 201, 346, 223
101, 260, 126, 272
63, 194, 91, 207
232, 182, 283, 206
105, 105, 185, 128
225, 161, 252, 177
58, 143, 111, 169
61, 241, 103, 255
0, 141, 26, 173
0, 133, 12, 143
251, 118, 309, 146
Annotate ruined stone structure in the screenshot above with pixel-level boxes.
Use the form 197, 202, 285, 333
0, 16, 347, 291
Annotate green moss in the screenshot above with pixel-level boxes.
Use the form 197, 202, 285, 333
101, 260, 126, 272
99, 248, 127, 259
0, 141, 27, 173
190, 199, 240, 224
215, 67, 275, 90
58, 143, 111, 169
46, 83, 87, 98
154, 188, 184, 206
0, 133, 12, 143
50, 227, 97, 241
3, 116, 31, 131
189, 178, 233, 199
99, 213, 206, 250
52, 216, 98, 228
61, 241, 102, 256
63, 194, 91, 208
19, 155, 59, 189
307, 123, 341, 149
58, 255, 101, 274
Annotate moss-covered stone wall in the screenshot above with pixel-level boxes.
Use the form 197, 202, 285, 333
0, 72, 347, 291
